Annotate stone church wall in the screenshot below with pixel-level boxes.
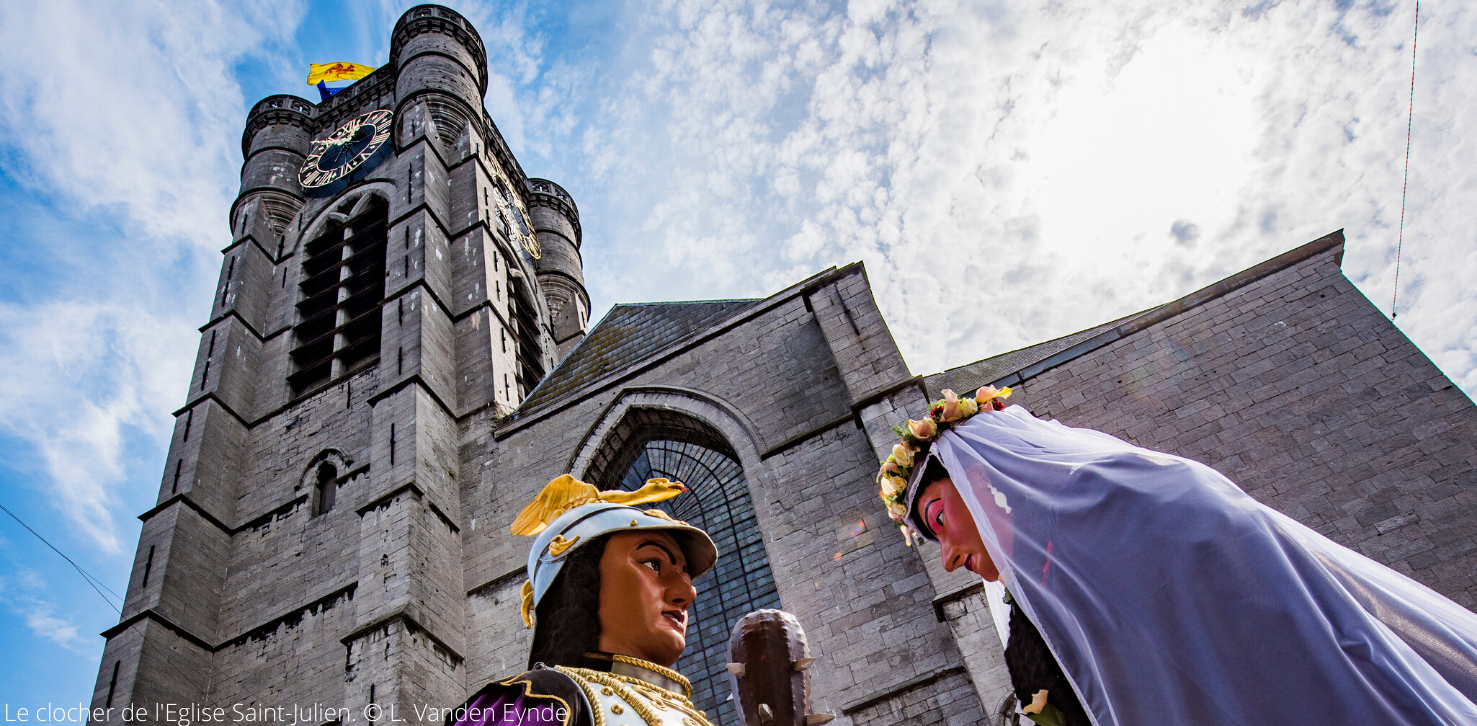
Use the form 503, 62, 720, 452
1006, 244, 1477, 606
209, 588, 359, 713
464, 268, 990, 725
903, 237, 1477, 716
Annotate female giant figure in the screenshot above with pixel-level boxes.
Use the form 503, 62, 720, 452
880, 388, 1477, 725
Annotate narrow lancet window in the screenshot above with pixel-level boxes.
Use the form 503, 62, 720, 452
314, 463, 337, 516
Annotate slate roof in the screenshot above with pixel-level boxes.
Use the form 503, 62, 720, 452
514, 299, 759, 416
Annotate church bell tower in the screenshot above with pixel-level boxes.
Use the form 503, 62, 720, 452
90, 5, 586, 720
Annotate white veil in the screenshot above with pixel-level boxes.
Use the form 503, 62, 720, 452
930, 405, 1477, 725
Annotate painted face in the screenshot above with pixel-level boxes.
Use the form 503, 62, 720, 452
597, 530, 696, 666
918, 477, 1000, 581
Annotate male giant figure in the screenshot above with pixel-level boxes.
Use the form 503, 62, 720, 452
449, 475, 719, 726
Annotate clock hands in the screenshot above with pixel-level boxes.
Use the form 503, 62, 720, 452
299, 110, 394, 189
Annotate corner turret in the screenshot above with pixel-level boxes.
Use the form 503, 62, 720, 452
527, 178, 588, 357
235, 94, 314, 253
391, 5, 487, 160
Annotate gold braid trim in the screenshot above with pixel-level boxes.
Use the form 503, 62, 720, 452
611, 654, 693, 698
495, 672, 577, 726
554, 667, 607, 726
559, 668, 664, 725
555, 667, 713, 726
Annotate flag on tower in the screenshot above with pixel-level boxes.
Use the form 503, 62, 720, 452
306, 62, 375, 85
306, 62, 376, 101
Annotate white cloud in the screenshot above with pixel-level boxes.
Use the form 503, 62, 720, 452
2, 0, 1470, 565
449, 0, 554, 159
0, 1, 302, 244
0, 0, 305, 552
0, 570, 92, 654
0, 302, 195, 552
517, 0, 1475, 399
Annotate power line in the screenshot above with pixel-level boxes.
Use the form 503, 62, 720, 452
0, 507, 280, 707
0, 503, 122, 614
0, 506, 285, 706
1392, 0, 1419, 320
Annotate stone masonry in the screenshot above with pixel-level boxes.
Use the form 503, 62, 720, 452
92, 6, 584, 725
93, 6, 1477, 726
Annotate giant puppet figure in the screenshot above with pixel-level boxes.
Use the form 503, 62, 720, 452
449, 475, 719, 726
878, 388, 1477, 726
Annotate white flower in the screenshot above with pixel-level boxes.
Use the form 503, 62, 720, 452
891, 443, 915, 468
881, 475, 907, 497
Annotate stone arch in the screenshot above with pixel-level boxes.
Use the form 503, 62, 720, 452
297, 449, 352, 515
580, 408, 735, 490
569, 387, 777, 724
568, 386, 763, 482
289, 187, 394, 392
296, 184, 397, 254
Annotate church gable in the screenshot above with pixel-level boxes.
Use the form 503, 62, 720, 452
964, 230, 1477, 606
473, 264, 989, 723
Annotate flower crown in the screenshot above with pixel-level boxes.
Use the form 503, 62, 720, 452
878, 386, 1011, 543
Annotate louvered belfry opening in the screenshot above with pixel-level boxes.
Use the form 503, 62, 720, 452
509, 278, 547, 398
289, 197, 388, 394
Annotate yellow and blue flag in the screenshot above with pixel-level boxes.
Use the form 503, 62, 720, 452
307, 62, 376, 101
307, 62, 375, 85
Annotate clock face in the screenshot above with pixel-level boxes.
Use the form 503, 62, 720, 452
493, 178, 542, 259
300, 109, 393, 189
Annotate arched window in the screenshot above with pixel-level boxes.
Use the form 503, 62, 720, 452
314, 463, 337, 516
290, 196, 388, 393
595, 411, 779, 726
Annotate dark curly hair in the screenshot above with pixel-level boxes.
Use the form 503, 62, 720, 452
1005, 599, 1092, 726
920, 457, 950, 487
527, 534, 609, 669
910, 457, 951, 537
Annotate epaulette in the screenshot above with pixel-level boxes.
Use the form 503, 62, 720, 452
446, 668, 592, 726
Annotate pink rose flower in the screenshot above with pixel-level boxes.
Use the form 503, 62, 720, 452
908, 418, 938, 439
940, 389, 962, 422
881, 475, 907, 497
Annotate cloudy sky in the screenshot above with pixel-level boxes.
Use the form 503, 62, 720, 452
0, 0, 1472, 708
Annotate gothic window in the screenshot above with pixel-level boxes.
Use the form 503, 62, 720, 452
289, 196, 389, 394
600, 416, 779, 726
314, 463, 337, 516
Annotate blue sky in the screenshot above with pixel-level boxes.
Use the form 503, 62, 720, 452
1, 0, 1474, 711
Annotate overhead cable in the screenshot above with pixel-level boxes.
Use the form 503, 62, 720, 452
0, 503, 121, 614
1392, 1, 1419, 319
